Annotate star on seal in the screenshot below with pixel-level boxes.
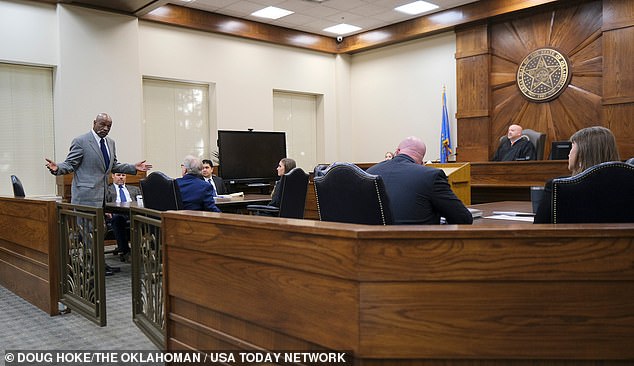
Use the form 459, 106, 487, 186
517, 48, 571, 102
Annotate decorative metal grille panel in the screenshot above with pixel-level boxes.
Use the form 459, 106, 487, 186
130, 207, 165, 348
58, 203, 106, 326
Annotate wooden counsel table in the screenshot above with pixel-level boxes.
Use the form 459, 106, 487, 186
162, 207, 634, 365
105, 194, 270, 213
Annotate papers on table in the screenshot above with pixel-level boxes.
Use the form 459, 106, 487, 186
491, 211, 535, 217
485, 212, 535, 222
217, 192, 245, 199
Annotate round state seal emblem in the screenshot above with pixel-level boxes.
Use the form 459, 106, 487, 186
516, 48, 571, 102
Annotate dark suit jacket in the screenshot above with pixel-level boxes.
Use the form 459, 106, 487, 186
176, 174, 221, 212
106, 184, 142, 203
367, 154, 473, 225
212, 175, 227, 195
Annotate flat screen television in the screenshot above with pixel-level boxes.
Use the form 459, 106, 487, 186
218, 130, 287, 184
549, 141, 572, 160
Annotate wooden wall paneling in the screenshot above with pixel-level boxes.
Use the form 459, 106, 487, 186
486, 1, 606, 157
602, 28, 634, 105
163, 211, 634, 364
168, 297, 331, 352
550, 2, 603, 53
602, 0, 634, 159
602, 0, 634, 30
360, 281, 634, 359
0, 197, 59, 315
470, 161, 569, 187
456, 118, 490, 161
605, 104, 634, 159
455, 24, 491, 162
163, 216, 360, 352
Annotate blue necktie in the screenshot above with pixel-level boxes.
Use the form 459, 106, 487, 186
118, 185, 127, 202
100, 138, 110, 170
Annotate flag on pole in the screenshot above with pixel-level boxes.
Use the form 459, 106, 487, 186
440, 87, 452, 163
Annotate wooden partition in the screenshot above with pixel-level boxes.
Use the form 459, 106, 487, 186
163, 211, 634, 365
0, 196, 59, 315
471, 160, 569, 203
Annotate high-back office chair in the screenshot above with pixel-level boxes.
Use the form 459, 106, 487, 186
139, 171, 184, 211
552, 161, 634, 223
11, 175, 25, 197
314, 163, 393, 225
521, 129, 546, 160
246, 168, 309, 219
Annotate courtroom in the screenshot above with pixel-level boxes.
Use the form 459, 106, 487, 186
1, 0, 633, 365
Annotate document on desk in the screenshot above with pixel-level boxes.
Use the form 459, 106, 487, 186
217, 192, 245, 199
485, 213, 535, 222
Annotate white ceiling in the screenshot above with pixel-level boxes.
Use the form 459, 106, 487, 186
176, 0, 478, 37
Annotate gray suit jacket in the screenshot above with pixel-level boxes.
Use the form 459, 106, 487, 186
106, 184, 142, 203
53, 131, 136, 207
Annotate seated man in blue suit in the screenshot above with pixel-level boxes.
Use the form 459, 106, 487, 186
176, 155, 221, 212
367, 136, 472, 225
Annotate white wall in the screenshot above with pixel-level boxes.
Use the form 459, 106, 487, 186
55, 5, 142, 162
350, 32, 457, 162
0, 0, 57, 66
0, 0, 458, 174
138, 22, 339, 163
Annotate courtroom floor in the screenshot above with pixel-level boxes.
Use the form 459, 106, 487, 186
0, 253, 158, 358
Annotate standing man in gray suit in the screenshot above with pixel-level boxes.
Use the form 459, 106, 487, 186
45, 113, 151, 275
45, 112, 152, 206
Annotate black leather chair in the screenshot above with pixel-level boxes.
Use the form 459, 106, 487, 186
11, 175, 25, 197
552, 161, 634, 223
246, 167, 309, 219
139, 171, 183, 211
314, 163, 393, 225
522, 128, 546, 160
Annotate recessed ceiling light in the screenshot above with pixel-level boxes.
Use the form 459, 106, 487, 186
395, 1, 439, 15
251, 6, 294, 20
323, 23, 362, 35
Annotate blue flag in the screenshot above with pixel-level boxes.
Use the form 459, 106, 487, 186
440, 88, 452, 163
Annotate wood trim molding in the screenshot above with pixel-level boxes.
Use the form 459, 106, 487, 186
456, 110, 490, 119
603, 96, 634, 106
141, 4, 338, 54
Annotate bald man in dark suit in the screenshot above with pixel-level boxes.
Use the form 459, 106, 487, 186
367, 136, 472, 225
